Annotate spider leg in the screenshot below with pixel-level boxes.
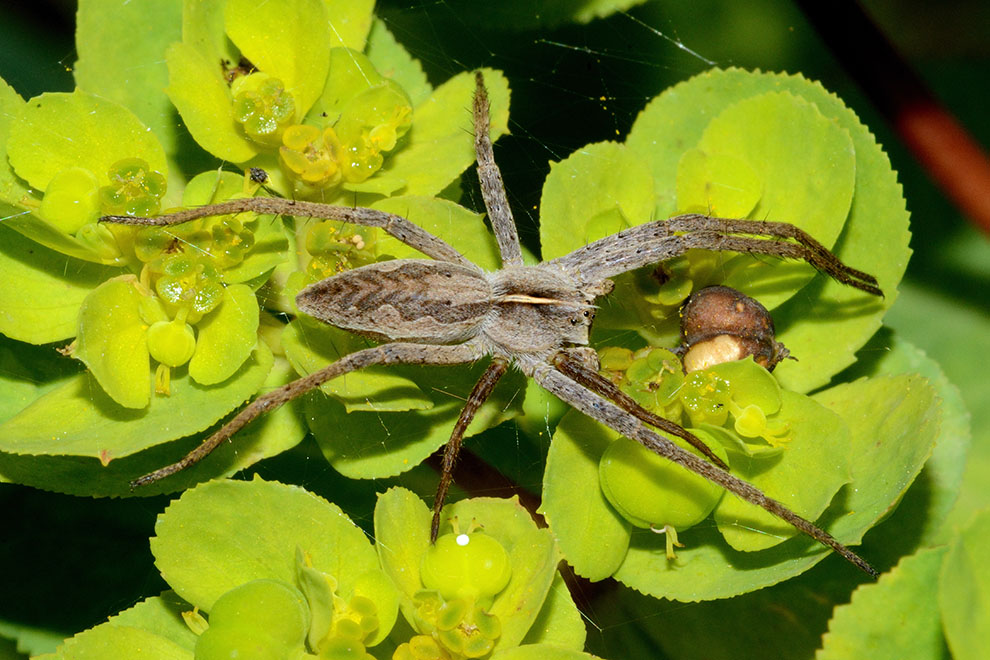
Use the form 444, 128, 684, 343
131, 341, 485, 488
473, 71, 524, 268
431, 357, 509, 542
531, 363, 879, 578
668, 215, 878, 286
552, 213, 882, 296
102, 198, 471, 266
551, 351, 730, 471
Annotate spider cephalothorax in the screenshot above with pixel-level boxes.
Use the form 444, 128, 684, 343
105, 72, 882, 577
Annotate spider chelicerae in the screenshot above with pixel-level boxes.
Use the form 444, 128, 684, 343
104, 72, 883, 577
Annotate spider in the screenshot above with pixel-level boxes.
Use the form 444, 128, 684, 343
104, 72, 883, 578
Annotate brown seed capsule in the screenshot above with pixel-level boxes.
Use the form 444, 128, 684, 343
678, 285, 790, 372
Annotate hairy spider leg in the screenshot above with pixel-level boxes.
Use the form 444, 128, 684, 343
473, 71, 523, 268
534, 363, 879, 578
430, 358, 510, 541
426, 73, 525, 540
553, 214, 882, 297
551, 351, 729, 470
129, 342, 485, 488
666, 215, 878, 288
105, 198, 471, 266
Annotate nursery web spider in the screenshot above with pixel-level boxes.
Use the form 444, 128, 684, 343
105, 72, 882, 577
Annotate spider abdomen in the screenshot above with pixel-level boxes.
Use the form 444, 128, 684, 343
297, 259, 492, 344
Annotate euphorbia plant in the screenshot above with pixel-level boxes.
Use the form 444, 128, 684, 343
0, 0, 512, 495
0, 1, 964, 659
33, 478, 591, 659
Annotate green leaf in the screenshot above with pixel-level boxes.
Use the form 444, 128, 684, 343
165, 41, 258, 163
0, 222, 116, 343
366, 19, 432, 107
305, 359, 526, 479
54, 624, 191, 660
72, 276, 151, 409
443, 498, 558, 652
938, 509, 990, 660
189, 283, 259, 385
814, 374, 939, 545
373, 195, 501, 270
7, 89, 167, 192
295, 549, 335, 649
626, 69, 908, 392
308, 48, 387, 127
282, 318, 431, 412
714, 391, 852, 551
676, 148, 762, 218
0, 204, 127, 266
0, 351, 303, 496
179, 0, 238, 64
540, 410, 631, 582
74, 0, 184, 165
839, 331, 970, 549
0, 336, 76, 426
224, 0, 331, 116
378, 68, 510, 197
550, 372, 937, 601
684, 92, 855, 310
374, 488, 559, 651
519, 573, 587, 651
885, 282, 989, 534
0, 75, 29, 204
107, 593, 198, 652
0, 618, 64, 657
818, 546, 948, 659
151, 477, 388, 615
325, 0, 375, 50
374, 487, 433, 618
493, 646, 601, 660
196, 579, 308, 655
539, 141, 655, 260
0, 342, 272, 460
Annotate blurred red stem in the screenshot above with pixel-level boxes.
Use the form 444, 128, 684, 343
796, 0, 990, 235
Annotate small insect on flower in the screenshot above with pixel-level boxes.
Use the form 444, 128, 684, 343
103, 71, 883, 578
249, 166, 269, 184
